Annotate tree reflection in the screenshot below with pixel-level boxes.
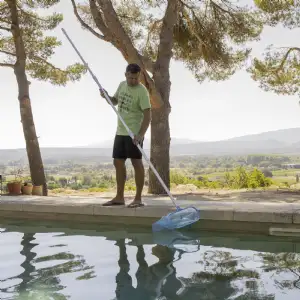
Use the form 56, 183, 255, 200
2, 228, 300, 300
177, 250, 275, 300
2, 233, 96, 300
260, 252, 300, 290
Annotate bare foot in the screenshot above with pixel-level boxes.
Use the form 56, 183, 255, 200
102, 196, 125, 206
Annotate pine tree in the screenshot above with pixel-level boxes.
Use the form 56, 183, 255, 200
250, 0, 300, 96
70, 0, 263, 194
0, 0, 85, 195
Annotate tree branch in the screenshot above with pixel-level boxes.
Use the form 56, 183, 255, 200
156, 0, 179, 68
0, 16, 11, 24
68, 0, 161, 106
139, 54, 154, 74
16, 4, 46, 23
70, 0, 108, 41
0, 25, 11, 31
0, 47, 69, 72
210, 0, 235, 15
0, 62, 14, 68
89, 0, 112, 39
277, 47, 300, 71
34, 56, 63, 71
144, 18, 162, 51
0, 49, 16, 56
6, 0, 27, 70
95, 0, 162, 107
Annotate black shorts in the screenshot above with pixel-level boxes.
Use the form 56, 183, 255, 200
112, 135, 143, 160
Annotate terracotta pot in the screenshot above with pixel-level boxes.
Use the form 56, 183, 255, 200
22, 185, 33, 195
7, 182, 14, 194
12, 182, 22, 195
32, 185, 43, 196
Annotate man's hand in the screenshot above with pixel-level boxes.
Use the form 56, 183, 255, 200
100, 89, 118, 106
133, 134, 143, 146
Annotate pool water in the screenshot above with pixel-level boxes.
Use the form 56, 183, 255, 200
0, 219, 300, 300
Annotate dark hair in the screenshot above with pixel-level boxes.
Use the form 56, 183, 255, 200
126, 63, 141, 74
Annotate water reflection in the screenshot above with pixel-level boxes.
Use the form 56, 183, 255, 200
0, 222, 300, 299
115, 239, 182, 299
1, 232, 95, 299
183, 250, 274, 300
260, 253, 300, 290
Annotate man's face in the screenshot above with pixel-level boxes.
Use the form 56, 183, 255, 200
125, 72, 140, 86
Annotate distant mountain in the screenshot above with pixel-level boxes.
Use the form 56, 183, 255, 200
226, 127, 300, 144
87, 137, 197, 149
2, 128, 300, 163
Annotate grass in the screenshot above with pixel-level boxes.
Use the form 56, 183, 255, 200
272, 170, 299, 176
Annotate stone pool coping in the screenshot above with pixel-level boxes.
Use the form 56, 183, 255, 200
1, 195, 300, 234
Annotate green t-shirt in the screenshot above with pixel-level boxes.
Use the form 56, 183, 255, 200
114, 81, 151, 136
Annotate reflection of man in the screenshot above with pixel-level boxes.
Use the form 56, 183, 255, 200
136, 245, 182, 299
115, 239, 135, 300
114, 240, 181, 299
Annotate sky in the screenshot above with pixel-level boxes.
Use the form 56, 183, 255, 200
0, 1, 300, 149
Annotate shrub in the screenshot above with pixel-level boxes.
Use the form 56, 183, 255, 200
224, 167, 272, 189
170, 171, 189, 185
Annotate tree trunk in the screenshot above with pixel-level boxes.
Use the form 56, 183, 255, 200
148, 72, 171, 195
7, 0, 47, 196
17, 89, 47, 196
148, 0, 178, 195
15, 69, 47, 195
149, 106, 171, 194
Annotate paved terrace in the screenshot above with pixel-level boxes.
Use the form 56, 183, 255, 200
1, 192, 300, 235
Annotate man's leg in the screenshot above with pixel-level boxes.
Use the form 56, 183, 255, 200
113, 158, 126, 203
126, 136, 145, 208
103, 136, 126, 206
131, 159, 144, 204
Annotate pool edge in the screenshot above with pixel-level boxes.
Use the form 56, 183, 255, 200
1, 195, 300, 235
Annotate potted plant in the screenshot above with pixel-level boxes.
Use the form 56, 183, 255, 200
7, 168, 23, 195
7, 181, 14, 194
32, 185, 43, 196
22, 182, 33, 195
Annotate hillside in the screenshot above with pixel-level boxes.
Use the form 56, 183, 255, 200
227, 127, 300, 144
2, 128, 300, 163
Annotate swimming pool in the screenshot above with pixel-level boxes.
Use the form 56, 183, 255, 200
0, 219, 299, 299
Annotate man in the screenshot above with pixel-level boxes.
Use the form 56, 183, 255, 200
100, 63, 151, 208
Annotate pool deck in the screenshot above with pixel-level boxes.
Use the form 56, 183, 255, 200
1, 193, 300, 235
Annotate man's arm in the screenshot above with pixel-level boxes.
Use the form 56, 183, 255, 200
107, 95, 118, 106
138, 108, 151, 137
100, 89, 118, 106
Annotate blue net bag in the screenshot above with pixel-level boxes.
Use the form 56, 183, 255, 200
152, 206, 200, 232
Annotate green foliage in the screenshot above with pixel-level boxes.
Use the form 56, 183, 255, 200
170, 170, 190, 185
0, 0, 86, 85
74, 0, 263, 82
249, 0, 300, 96
170, 170, 223, 189
249, 47, 300, 96
172, 1, 263, 82
6, 153, 300, 193
225, 166, 272, 189
23, 0, 60, 9
254, 0, 299, 28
